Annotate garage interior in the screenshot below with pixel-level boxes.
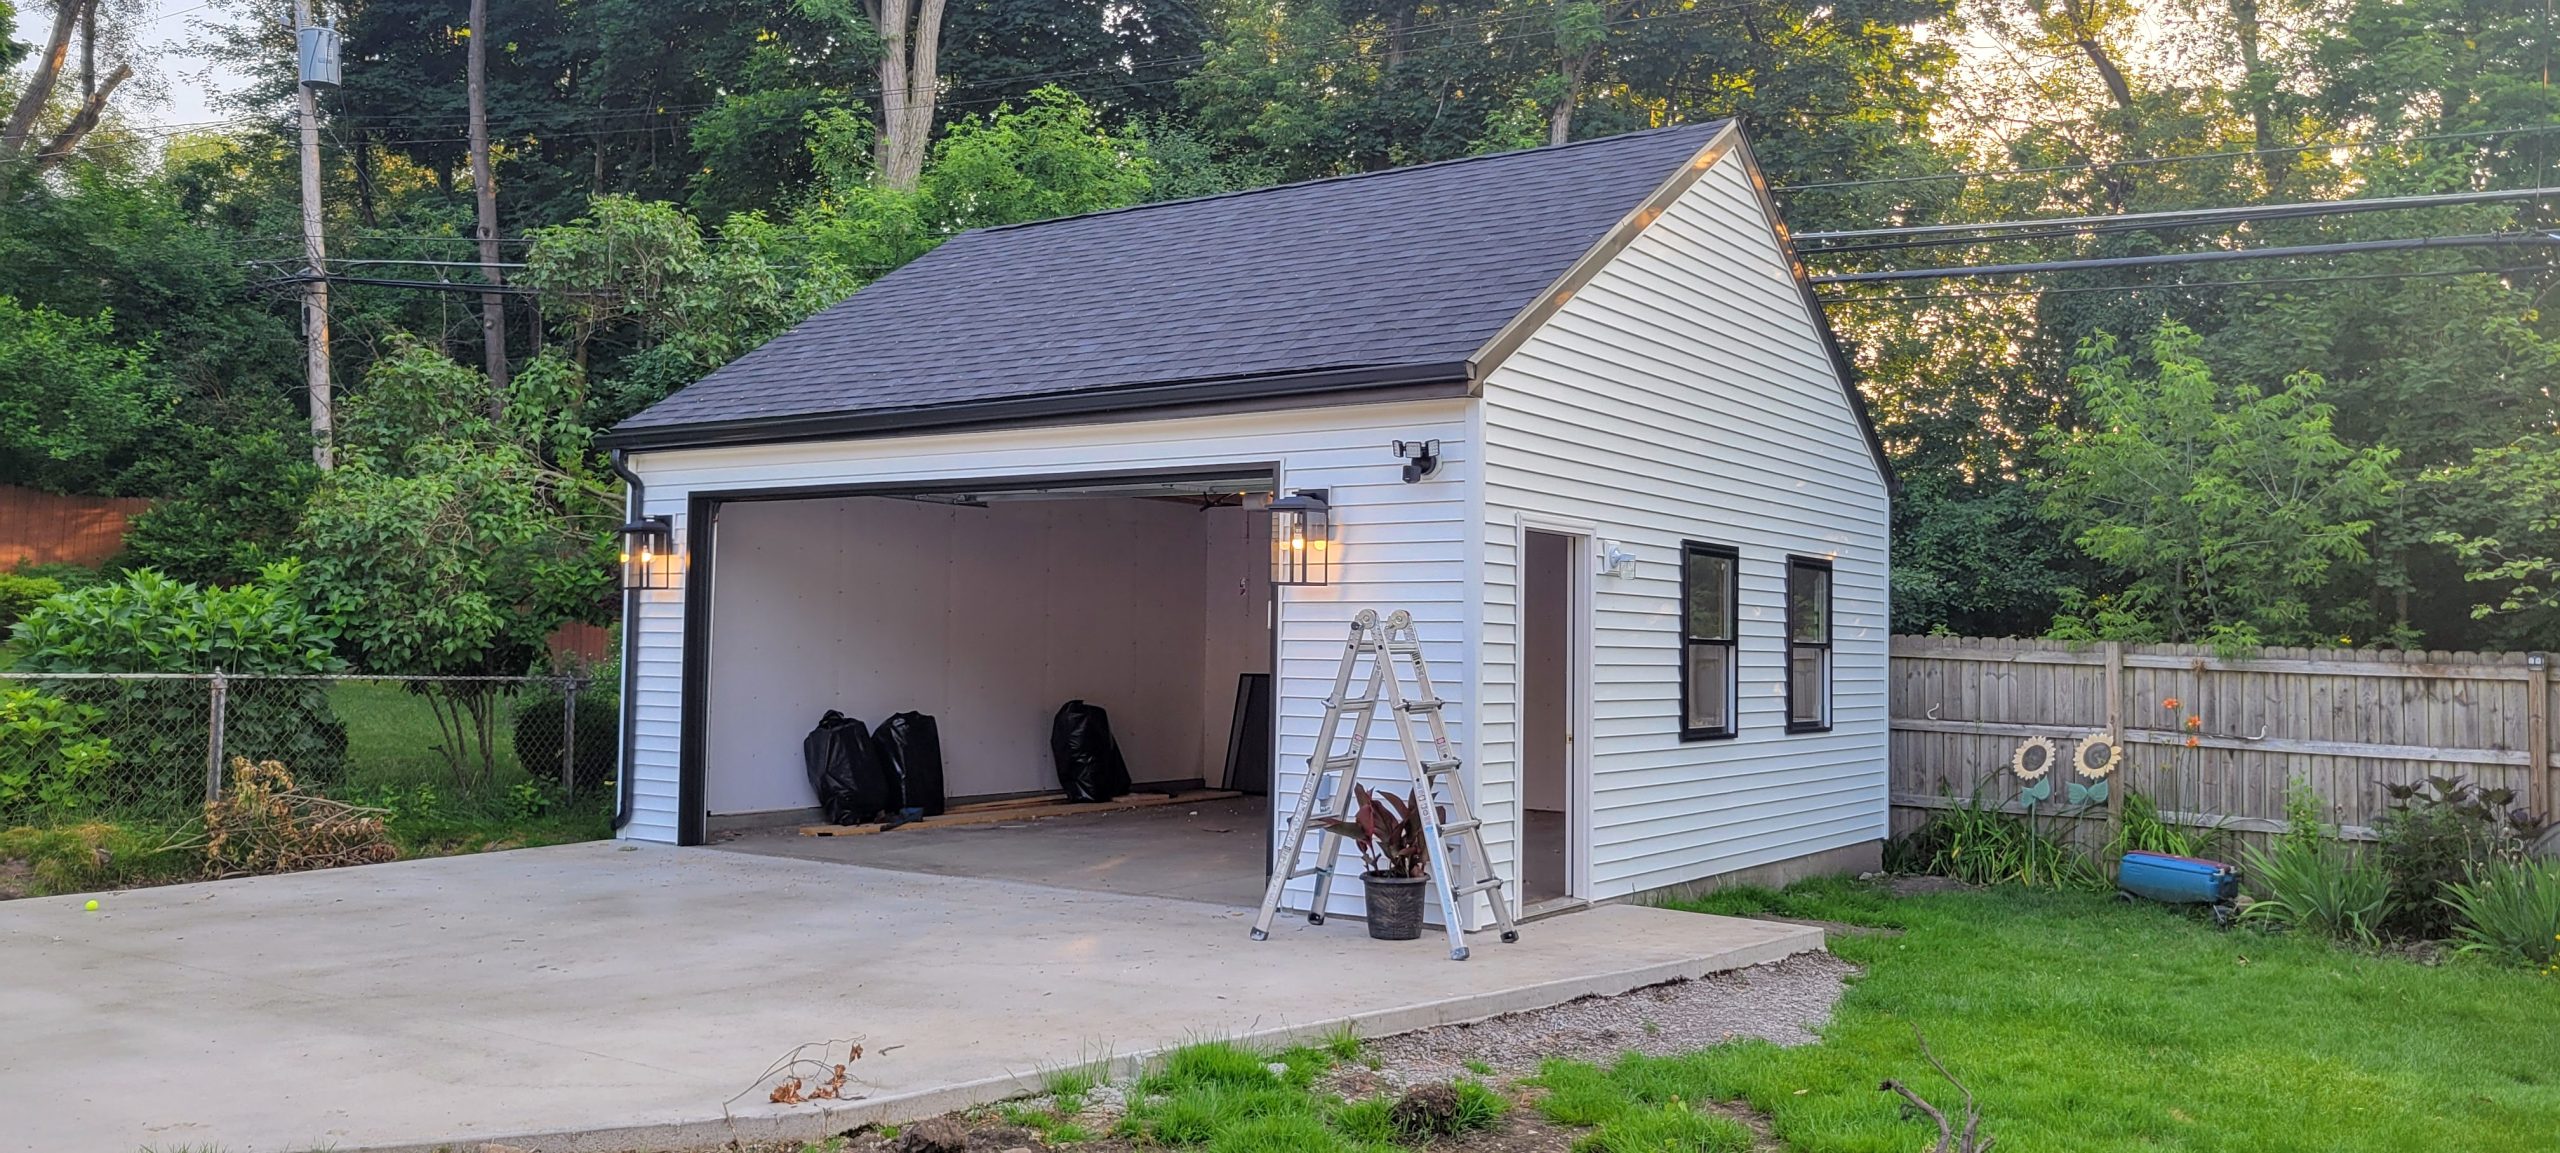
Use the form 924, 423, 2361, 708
704, 474, 1277, 907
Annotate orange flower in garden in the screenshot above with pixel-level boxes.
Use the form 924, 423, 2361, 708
2184, 736, 2200, 748
2186, 715, 2204, 731
2163, 697, 2181, 710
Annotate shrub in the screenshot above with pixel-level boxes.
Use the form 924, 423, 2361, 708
0, 571, 62, 634
0, 821, 197, 895
10, 565, 348, 812
2240, 841, 2395, 945
509, 678, 618, 795
1890, 788, 2103, 889
2444, 859, 2560, 973
0, 686, 112, 822
2373, 776, 2547, 939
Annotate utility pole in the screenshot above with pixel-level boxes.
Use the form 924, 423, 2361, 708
468, 0, 508, 397
294, 1, 336, 470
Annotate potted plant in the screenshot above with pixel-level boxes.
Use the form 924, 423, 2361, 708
1317, 785, 1432, 940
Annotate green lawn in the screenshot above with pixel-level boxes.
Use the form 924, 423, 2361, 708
806, 880, 2560, 1153
1645, 880, 2560, 1152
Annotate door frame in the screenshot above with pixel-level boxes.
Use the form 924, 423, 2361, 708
1513, 515, 1594, 905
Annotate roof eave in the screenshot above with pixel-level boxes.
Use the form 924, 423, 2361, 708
598, 361, 1475, 454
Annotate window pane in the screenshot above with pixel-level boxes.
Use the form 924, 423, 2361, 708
1686, 642, 1730, 732
1686, 553, 1732, 640
1790, 648, 1828, 725
1790, 563, 1830, 642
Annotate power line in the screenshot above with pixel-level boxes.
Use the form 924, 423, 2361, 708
1772, 124, 2560, 193
1805, 232, 2560, 284
1795, 186, 2560, 253
1814, 262, 2555, 304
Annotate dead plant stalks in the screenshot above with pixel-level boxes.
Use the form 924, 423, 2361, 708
1879, 1027, 1994, 1153
726, 1036, 868, 1116
163, 758, 399, 877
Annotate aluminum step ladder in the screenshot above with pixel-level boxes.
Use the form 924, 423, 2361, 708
1250, 609, 1519, 960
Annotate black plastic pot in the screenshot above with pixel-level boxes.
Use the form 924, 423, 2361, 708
1362, 873, 1429, 940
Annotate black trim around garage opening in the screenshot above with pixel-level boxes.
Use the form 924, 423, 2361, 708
671, 464, 1284, 851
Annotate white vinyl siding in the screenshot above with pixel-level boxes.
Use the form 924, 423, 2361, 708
1477, 149, 1891, 901
621, 399, 1473, 916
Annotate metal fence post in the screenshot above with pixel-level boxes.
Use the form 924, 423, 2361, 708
560, 675, 579, 793
205, 669, 230, 802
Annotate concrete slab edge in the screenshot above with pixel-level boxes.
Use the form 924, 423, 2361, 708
337, 923, 1824, 1153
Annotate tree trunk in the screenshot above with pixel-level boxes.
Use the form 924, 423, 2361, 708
468, 0, 510, 397
1548, 51, 1590, 146
865, 0, 948, 190
1, 0, 94, 165
2055, 0, 2135, 110
2228, 0, 2285, 196
32, 62, 128, 171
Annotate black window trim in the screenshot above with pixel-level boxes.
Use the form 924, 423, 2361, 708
1784, 554, 1834, 734
1678, 541, 1740, 742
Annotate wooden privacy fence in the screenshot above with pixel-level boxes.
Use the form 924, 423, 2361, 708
0, 484, 151, 569
1890, 636, 2556, 845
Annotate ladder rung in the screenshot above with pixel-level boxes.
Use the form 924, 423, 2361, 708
1396, 699, 1446, 713
1453, 879, 1505, 897
1421, 759, 1462, 775
1320, 755, 1361, 771
1435, 819, 1481, 836
1284, 865, 1332, 880
1326, 696, 1378, 710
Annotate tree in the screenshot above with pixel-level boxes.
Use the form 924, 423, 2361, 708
0, 0, 134, 181
2037, 322, 2397, 649
2425, 434, 2560, 651
295, 344, 615, 789
0, 295, 167, 493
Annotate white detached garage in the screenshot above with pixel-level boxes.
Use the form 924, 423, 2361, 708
601, 120, 1894, 921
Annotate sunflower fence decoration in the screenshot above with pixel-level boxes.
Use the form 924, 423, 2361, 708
2009, 736, 2057, 806
2068, 733, 2120, 806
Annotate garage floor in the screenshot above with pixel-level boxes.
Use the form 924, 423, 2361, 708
0, 842, 1821, 1153
717, 795, 1271, 907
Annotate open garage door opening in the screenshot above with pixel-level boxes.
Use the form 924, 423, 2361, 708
697, 471, 1278, 907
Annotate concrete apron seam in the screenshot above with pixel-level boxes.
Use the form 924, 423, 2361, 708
340, 926, 1824, 1153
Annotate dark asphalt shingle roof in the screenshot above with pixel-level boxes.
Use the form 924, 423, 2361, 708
613, 122, 1728, 440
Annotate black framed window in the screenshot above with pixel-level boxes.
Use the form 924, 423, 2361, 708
1680, 542, 1738, 740
1786, 556, 1833, 732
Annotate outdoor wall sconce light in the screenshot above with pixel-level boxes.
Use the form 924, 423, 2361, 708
616, 515, 678, 590
1267, 489, 1333, 585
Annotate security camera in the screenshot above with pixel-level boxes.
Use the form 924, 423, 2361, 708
1392, 439, 1442, 483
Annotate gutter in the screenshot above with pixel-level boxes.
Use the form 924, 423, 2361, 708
605, 448, 644, 833
598, 362, 1473, 454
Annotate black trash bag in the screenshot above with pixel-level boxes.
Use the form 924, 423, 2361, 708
876, 711, 947, 817
1050, 700, 1132, 803
804, 710, 900, 825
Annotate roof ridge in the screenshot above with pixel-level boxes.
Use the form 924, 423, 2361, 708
964, 121, 1727, 240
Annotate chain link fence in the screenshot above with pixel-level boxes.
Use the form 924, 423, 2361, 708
0, 671, 615, 826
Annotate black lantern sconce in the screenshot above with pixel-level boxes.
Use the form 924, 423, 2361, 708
616, 515, 678, 590
1266, 489, 1332, 586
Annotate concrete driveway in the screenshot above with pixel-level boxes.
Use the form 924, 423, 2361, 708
0, 842, 1819, 1153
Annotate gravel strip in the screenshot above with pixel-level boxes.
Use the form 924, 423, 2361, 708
1346, 951, 1857, 1089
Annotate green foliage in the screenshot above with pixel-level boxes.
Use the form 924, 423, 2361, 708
2039, 322, 2398, 648
0, 821, 199, 896
2107, 789, 2226, 860
0, 688, 113, 822
2372, 776, 2547, 939
2239, 839, 2396, 945
509, 680, 618, 796
8, 565, 341, 674
0, 572, 63, 633
1890, 790, 2104, 890
9, 565, 351, 807
0, 295, 170, 493
2443, 858, 2560, 973
2424, 432, 2560, 649
921, 86, 1156, 233
116, 427, 319, 587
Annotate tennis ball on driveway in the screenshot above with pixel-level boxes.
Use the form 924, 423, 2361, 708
84, 900, 99, 912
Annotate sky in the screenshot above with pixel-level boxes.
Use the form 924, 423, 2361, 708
11, 0, 246, 132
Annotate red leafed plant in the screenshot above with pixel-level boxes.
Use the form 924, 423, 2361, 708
1315, 785, 1430, 879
